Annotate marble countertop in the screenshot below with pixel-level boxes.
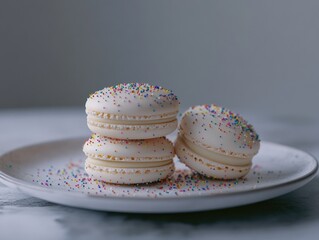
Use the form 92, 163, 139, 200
1, 108, 319, 240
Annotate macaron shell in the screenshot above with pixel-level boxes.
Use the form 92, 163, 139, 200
180, 105, 260, 157
83, 135, 175, 161
85, 83, 179, 118
87, 118, 178, 139
85, 159, 175, 184
175, 137, 251, 180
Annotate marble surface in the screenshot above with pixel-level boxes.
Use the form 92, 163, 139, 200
0, 108, 319, 240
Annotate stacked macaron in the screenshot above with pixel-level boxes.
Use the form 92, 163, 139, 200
83, 83, 179, 184
83, 83, 261, 184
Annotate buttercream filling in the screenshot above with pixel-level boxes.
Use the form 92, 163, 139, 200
84, 153, 174, 162
87, 116, 177, 125
86, 110, 178, 121
178, 136, 252, 166
87, 158, 173, 168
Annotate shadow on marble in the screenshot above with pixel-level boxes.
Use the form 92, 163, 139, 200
1, 198, 55, 208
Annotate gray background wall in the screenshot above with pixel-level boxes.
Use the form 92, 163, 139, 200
1, 0, 318, 117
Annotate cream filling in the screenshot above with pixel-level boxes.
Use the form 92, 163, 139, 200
179, 136, 252, 166
87, 115, 177, 125
87, 158, 173, 168
85, 153, 173, 162
86, 110, 178, 121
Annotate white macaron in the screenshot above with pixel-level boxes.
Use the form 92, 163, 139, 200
175, 104, 260, 179
83, 134, 175, 184
85, 83, 179, 139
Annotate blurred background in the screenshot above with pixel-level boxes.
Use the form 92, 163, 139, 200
1, 0, 318, 117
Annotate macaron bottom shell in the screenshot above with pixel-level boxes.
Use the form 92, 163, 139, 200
175, 137, 252, 180
85, 158, 175, 184
87, 118, 178, 140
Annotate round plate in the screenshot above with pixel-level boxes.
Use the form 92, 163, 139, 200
0, 138, 317, 213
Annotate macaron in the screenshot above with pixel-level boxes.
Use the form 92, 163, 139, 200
85, 83, 179, 139
83, 134, 175, 184
175, 104, 260, 179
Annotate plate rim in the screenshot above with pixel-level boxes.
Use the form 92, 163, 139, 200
0, 137, 318, 201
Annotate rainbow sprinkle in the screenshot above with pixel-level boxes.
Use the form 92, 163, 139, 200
89, 83, 178, 102
203, 104, 260, 142
26, 158, 271, 199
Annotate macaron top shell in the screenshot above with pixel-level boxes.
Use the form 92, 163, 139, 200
85, 83, 179, 119
83, 134, 175, 162
179, 104, 260, 158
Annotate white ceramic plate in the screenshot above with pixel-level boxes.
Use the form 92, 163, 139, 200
0, 137, 317, 213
